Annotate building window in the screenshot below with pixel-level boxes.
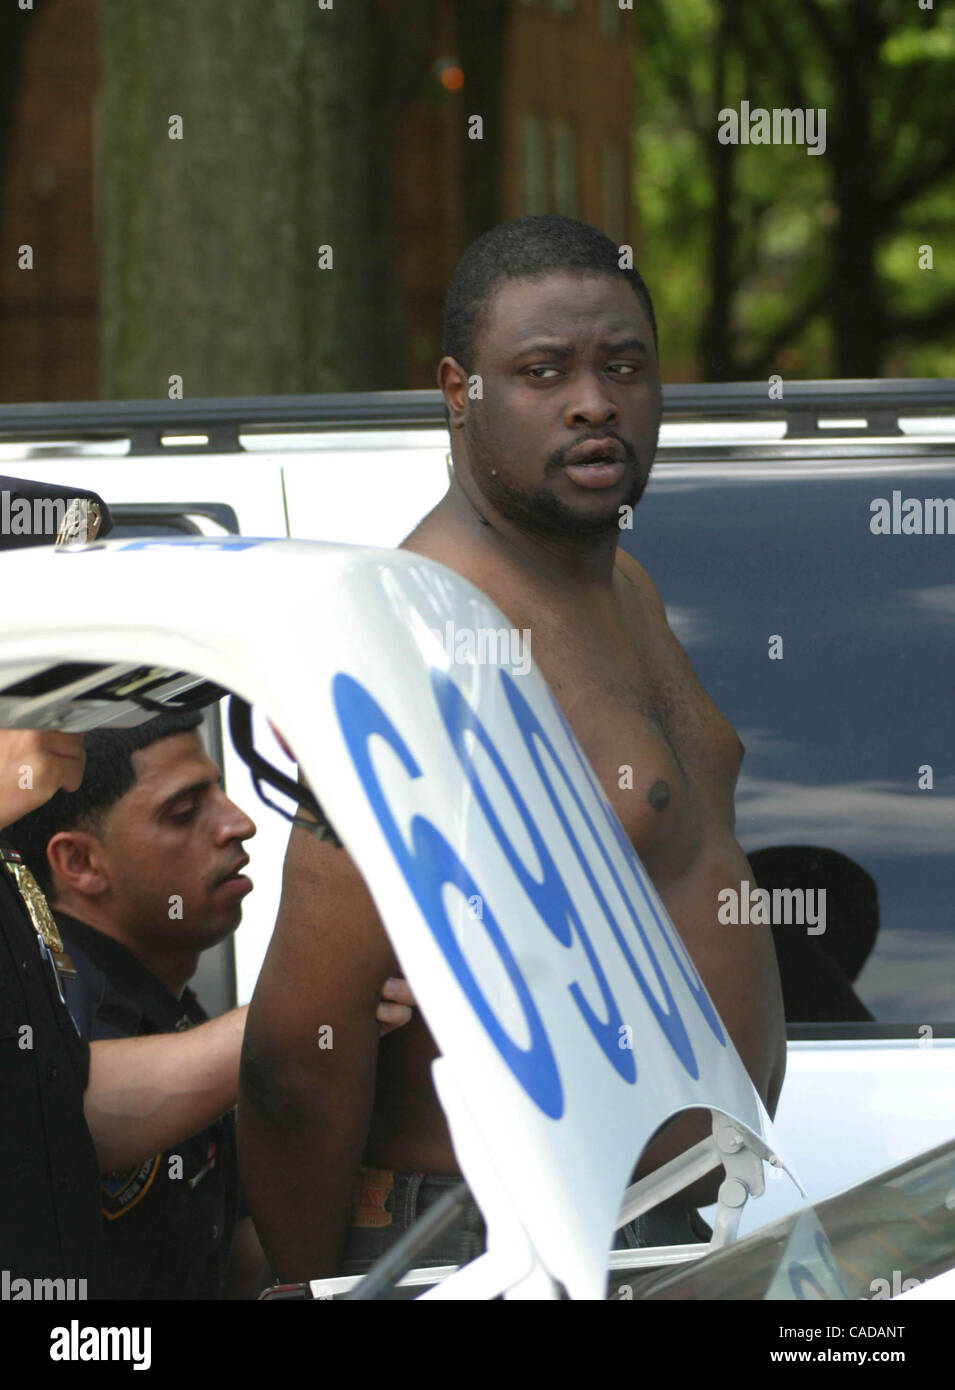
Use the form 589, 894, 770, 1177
521, 115, 549, 214
602, 140, 627, 244
600, 0, 623, 39
551, 119, 577, 218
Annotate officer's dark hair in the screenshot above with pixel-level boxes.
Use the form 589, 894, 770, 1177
441, 215, 659, 394
6, 711, 204, 899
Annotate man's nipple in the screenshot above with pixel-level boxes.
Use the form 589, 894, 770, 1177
647, 779, 671, 813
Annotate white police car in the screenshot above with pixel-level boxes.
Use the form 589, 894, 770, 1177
2, 532, 953, 1300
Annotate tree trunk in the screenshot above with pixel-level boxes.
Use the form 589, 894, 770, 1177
830, 171, 882, 376
701, 5, 736, 381
454, 0, 511, 246
98, 0, 395, 398
827, 42, 883, 376
0, 8, 30, 243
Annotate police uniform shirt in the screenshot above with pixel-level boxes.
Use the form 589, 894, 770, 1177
0, 868, 103, 1293
0, 475, 112, 1296
55, 913, 242, 1301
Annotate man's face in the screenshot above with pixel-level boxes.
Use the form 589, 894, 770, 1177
459, 271, 662, 536
92, 732, 256, 954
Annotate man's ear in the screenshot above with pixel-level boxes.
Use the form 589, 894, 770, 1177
437, 356, 470, 429
46, 830, 109, 900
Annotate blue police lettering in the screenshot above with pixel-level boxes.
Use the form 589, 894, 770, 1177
432, 669, 636, 1084
501, 673, 707, 1076
332, 672, 564, 1119
120, 537, 265, 552
544, 685, 726, 1050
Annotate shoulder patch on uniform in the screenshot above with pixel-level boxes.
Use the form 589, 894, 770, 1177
102, 1155, 160, 1220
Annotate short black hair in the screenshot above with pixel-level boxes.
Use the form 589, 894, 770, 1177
6, 711, 204, 898
442, 214, 658, 378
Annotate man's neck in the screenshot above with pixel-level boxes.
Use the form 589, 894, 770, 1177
442, 474, 621, 590
52, 896, 197, 999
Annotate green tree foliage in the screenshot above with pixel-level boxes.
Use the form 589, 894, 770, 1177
635, 0, 955, 380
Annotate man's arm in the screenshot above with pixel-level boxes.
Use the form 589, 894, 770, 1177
632, 844, 787, 1208
84, 973, 414, 1179
1, 728, 416, 1192
224, 1216, 270, 1300
84, 1007, 247, 1172
238, 827, 399, 1282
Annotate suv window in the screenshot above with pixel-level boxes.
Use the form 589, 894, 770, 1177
625, 459, 955, 1032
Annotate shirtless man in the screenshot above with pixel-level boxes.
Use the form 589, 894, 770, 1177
238, 215, 787, 1282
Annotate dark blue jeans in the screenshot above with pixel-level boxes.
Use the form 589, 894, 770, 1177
340, 1166, 711, 1279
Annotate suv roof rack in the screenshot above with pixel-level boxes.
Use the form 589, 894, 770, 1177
0, 380, 951, 453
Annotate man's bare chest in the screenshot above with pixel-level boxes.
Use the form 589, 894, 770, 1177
512, 590, 743, 866
403, 528, 741, 861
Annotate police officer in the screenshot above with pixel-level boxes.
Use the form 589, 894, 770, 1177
12, 711, 260, 1299
0, 730, 104, 1294
0, 476, 113, 1295
7, 710, 418, 1298
0, 479, 254, 1297
62, 916, 250, 1298
0, 475, 417, 1299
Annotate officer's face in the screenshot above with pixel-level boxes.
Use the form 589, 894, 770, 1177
97, 733, 257, 950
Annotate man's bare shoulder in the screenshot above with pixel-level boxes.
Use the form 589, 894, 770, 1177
403, 503, 470, 558
401, 508, 503, 597
614, 546, 668, 624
